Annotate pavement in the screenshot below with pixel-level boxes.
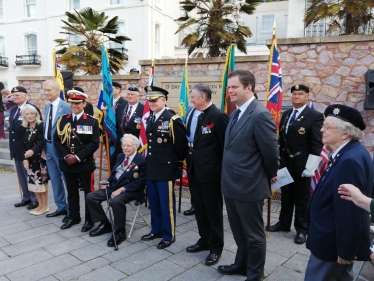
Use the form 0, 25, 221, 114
0, 170, 372, 281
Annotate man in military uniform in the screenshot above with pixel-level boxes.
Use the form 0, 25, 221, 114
112, 81, 127, 109
270, 84, 323, 244
140, 86, 188, 249
54, 90, 100, 231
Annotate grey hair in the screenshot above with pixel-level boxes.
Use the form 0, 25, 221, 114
335, 118, 364, 140
21, 104, 41, 128
121, 134, 140, 148
192, 84, 212, 101
42, 79, 60, 91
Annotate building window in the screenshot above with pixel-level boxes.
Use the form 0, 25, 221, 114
26, 34, 37, 55
262, 15, 274, 32
0, 81, 8, 88
69, 0, 80, 10
0, 0, 3, 21
69, 34, 81, 46
110, 0, 123, 4
110, 22, 125, 50
0, 37, 4, 57
305, 22, 326, 37
26, 0, 37, 17
155, 24, 160, 56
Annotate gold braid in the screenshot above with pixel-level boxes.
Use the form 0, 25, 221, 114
169, 115, 179, 144
56, 116, 71, 146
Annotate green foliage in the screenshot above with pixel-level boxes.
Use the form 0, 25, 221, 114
176, 0, 262, 57
54, 7, 132, 75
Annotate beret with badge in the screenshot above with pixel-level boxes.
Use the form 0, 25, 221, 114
324, 104, 366, 131
145, 86, 169, 101
128, 84, 139, 92
291, 84, 309, 94
11, 86, 27, 94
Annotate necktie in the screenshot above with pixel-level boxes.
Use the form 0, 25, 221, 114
288, 110, 298, 127
47, 104, 53, 141
186, 108, 196, 137
229, 109, 241, 134
73, 116, 78, 123
124, 105, 132, 126
14, 107, 20, 120
123, 156, 130, 168
152, 115, 156, 124
195, 112, 204, 138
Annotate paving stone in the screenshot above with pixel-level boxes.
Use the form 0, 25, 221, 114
0, 250, 9, 261
122, 259, 185, 281
264, 250, 288, 276
2, 233, 65, 257
56, 224, 86, 239
0, 237, 10, 248
24, 215, 62, 228
224, 241, 237, 254
174, 219, 198, 233
5, 254, 81, 281
297, 245, 311, 256
0, 222, 31, 237
43, 236, 92, 256
80, 231, 113, 244
217, 274, 248, 281
2, 224, 60, 244
267, 236, 304, 258
171, 263, 223, 281
167, 248, 206, 269
103, 241, 148, 263
38, 276, 58, 281
0, 276, 10, 281
164, 230, 200, 254
70, 265, 125, 281
264, 265, 305, 281
70, 243, 113, 262
283, 253, 309, 274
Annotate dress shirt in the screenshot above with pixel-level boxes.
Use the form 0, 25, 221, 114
72, 111, 84, 122
127, 102, 139, 117
153, 107, 166, 122
186, 108, 201, 143
44, 97, 61, 140
115, 151, 137, 179
237, 96, 255, 120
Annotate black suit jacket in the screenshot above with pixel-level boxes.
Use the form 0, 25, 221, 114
114, 97, 127, 110
22, 122, 44, 167
9, 102, 42, 161
279, 106, 323, 173
187, 104, 228, 183
107, 152, 147, 202
84, 101, 94, 116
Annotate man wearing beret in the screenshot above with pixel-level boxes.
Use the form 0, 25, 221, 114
270, 84, 323, 244
10, 86, 41, 209
112, 82, 127, 110
54, 90, 100, 231
140, 86, 188, 249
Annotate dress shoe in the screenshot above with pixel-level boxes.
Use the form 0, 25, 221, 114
81, 221, 94, 232
157, 238, 175, 249
141, 233, 164, 241
27, 202, 39, 210
186, 244, 209, 253
206, 253, 221, 266
183, 207, 195, 216
14, 200, 31, 207
62, 215, 69, 223
89, 222, 112, 237
33, 208, 50, 215
217, 264, 246, 276
46, 210, 67, 218
269, 221, 290, 232
60, 219, 81, 230
294, 233, 306, 244
30, 210, 36, 215
107, 230, 126, 247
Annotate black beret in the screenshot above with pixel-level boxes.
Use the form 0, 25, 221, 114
145, 86, 169, 101
324, 104, 366, 131
128, 85, 139, 92
291, 84, 309, 94
11, 86, 27, 94
130, 68, 139, 73
112, 82, 122, 89
73, 86, 84, 93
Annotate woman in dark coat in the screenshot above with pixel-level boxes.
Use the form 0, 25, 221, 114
22, 104, 49, 215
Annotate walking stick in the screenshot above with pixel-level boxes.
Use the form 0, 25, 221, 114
178, 162, 183, 213
100, 180, 118, 251
99, 142, 104, 182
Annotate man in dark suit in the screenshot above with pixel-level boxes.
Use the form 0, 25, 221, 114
54, 90, 100, 231
218, 70, 279, 281
140, 86, 188, 249
185, 84, 228, 266
86, 134, 147, 247
270, 84, 323, 245
10, 86, 41, 209
112, 81, 127, 110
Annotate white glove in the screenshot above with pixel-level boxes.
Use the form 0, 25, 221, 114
302, 154, 322, 177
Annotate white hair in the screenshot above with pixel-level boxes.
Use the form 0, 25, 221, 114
121, 134, 140, 147
335, 118, 364, 140
21, 104, 41, 128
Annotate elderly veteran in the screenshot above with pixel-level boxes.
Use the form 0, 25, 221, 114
140, 86, 188, 249
305, 104, 374, 281
86, 134, 146, 247
54, 90, 100, 231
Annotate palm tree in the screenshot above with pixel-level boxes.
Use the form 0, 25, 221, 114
175, 0, 262, 57
54, 8, 131, 75
305, 0, 374, 35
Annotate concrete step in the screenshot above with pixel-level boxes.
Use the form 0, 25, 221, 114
4, 131, 8, 139
0, 148, 10, 160
0, 159, 15, 171
0, 140, 9, 149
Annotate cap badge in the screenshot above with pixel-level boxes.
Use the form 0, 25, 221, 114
295, 85, 299, 90
147, 86, 152, 92
333, 108, 340, 115
73, 93, 76, 97
13, 87, 17, 92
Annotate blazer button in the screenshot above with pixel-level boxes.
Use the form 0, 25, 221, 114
149, 133, 152, 136
12, 131, 14, 133
149, 140, 152, 142
168, 161, 170, 164
149, 152, 152, 155
149, 146, 151, 149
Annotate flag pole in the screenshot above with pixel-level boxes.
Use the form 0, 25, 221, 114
98, 142, 104, 182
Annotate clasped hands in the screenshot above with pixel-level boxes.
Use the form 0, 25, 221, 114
64, 154, 78, 166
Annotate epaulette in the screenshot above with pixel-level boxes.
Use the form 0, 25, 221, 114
86, 114, 97, 120
171, 115, 180, 121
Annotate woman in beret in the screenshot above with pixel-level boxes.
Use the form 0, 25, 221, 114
305, 104, 374, 281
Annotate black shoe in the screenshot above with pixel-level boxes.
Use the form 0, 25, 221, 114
141, 233, 164, 241
46, 210, 67, 218
62, 215, 69, 223
157, 238, 175, 249
269, 221, 290, 232
107, 230, 126, 247
61, 219, 81, 229
183, 207, 195, 216
186, 244, 209, 253
217, 264, 246, 276
81, 221, 94, 232
294, 233, 306, 244
14, 200, 31, 207
206, 253, 221, 266
89, 222, 112, 237
27, 202, 39, 210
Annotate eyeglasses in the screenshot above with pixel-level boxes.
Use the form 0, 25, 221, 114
321, 125, 339, 131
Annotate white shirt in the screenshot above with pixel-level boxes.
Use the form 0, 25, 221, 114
113, 97, 120, 106
127, 102, 139, 117
237, 96, 255, 120
115, 151, 137, 179
72, 111, 84, 121
44, 97, 61, 139
153, 107, 166, 122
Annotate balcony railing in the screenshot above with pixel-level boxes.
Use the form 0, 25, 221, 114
15, 54, 41, 66
0, 56, 8, 67
112, 47, 129, 61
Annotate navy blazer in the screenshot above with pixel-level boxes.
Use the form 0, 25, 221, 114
307, 140, 374, 262
107, 152, 147, 202
9, 102, 41, 161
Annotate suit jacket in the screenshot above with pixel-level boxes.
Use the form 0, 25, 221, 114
107, 152, 147, 202
221, 99, 279, 201
307, 140, 373, 262
279, 106, 323, 173
84, 101, 94, 116
187, 104, 228, 183
9, 102, 42, 161
22, 122, 44, 168
146, 109, 188, 181
115, 97, 127, 109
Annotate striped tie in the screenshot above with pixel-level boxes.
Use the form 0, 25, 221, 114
125, 106, 132, 126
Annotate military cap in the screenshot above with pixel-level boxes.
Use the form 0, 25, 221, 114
72, 86, 85, 93
291, 84, 309, 94
11, 86, 27, 94
112, 81, 122, 89
324, 104, 366, 131
128, 84, 139, 92
67, 88, 88, 103
130, 68, 139, 74
145, 86, 169, 101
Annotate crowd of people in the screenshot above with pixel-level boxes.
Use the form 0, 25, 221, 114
5, 70, 374, 281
